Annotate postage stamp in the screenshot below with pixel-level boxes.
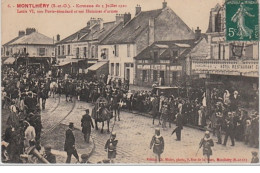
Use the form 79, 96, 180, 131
226, 0, 259, 41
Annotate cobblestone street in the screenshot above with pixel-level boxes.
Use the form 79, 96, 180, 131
41, 96, 258, 164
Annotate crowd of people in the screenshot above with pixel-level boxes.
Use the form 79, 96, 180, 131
1, 63, 259, 163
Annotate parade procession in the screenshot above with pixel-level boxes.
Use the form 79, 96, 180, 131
1, 0, 260, 165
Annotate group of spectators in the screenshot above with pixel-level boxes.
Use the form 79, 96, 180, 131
1, 65, 51, 163
1, 63, 259, 163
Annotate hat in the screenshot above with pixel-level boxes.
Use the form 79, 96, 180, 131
44, 145, 52, 151
81, 154, 89, 160
69, 122, 74, 128
155, 128, 160, 132
85, 109, 89, 112
205, 131, 210, 135
111, 132, 116, 136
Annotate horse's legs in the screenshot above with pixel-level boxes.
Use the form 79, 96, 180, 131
107, 120, 110, 133
101, 121, 104, 134
95, 120, 98, 130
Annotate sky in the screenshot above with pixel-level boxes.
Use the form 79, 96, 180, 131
1, 0, 224, 44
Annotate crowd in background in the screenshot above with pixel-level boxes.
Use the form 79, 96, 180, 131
1, 64, 259, 163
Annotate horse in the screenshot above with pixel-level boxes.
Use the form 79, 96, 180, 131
92, 103, 113, 133
50, 81, 58, 98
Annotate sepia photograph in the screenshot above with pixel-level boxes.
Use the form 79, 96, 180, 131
1, 0, 259, 165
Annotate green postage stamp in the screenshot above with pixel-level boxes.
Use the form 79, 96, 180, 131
226, 0, 259, 41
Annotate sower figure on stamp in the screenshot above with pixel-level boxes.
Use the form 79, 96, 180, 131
150, 128, 164, 163
81, 109, 94, 143
64, 122, 79, 163
104, 132, 118, 163
199, 131, 214, 163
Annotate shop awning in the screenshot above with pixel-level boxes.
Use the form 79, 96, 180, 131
3, 57, 16, 64
88, 61, 108, 71
55, 59, 79, 66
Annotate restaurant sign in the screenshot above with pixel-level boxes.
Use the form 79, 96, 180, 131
192, 59, 259, 77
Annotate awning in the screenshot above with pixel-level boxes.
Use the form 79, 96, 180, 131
55, 59, 79, 66
3, 57, 15, 64
88, 61, 108, 71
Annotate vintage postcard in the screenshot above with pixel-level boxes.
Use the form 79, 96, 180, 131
1, 0, 259, 165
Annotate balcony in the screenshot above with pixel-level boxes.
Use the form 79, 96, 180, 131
191, 59, 259, 77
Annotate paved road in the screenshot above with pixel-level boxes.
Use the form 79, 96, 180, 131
41, 96, 258, 164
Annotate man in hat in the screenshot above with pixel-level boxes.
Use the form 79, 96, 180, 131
80, 154, 91, 163
43, 145, 56, 163
150, 128, 164, 162
251, 151, 259, 163
104, 132, 118, 163
64, 122, 79, 163
171, 113, 183, 141
223, 112, 235, 146
81, 109, 94, 143
199, 131, 214, 163
215, 112, 223, 144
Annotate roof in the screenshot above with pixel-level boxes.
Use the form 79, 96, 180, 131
101, 9, 163, 44
88, 61, 108, 71
3, 57, 16, 64
10, 32, 54, 45
58, 21, 122, 44
58, 26, 91, 44
135, 40, 196, 60
3, 36, 24, 46
81, 21, 122, 41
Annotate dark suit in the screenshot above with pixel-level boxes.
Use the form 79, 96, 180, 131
64, 128, 79, 163
44, 153, 56, 163
81, 114, 94, 143
172, 113, 183, 141
223, 117, 235, 146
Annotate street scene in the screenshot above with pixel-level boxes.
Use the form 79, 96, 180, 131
1, 0, 259, 164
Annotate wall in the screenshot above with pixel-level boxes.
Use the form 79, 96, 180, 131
10, 44, 55, 57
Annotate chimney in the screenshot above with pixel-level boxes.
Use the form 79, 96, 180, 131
124, 13, 131, 25
148, 18, 155, 45
162, 0, 167, 9
135, 5, 141, 16
98, 18, 104, 29
195, 27, 201, 40
89, 17, 100, 27
115, 14, 124, 24
26, 28, 36, 35
18, 30, 25, 37
56, 34, 60, 41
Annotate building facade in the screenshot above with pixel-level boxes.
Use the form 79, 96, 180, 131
56, 17, 123, 75
2, 28, 55, 67
189, 4, 259, 109
99, 1, 195, 84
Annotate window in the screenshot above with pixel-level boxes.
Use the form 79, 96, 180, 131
84, 47, 87, 58
76, 47, 80, 58
39, 48, 45, 56
215, 14, 222, 32
101, 48, 108, 60
153, 51, 159, 62
153, 70, 158, 82
116, 63, 120, 76
24, 48, 27, 53
111, 63, 114, 75
142, 70, 148, 82
62, 45, 65, 55
91, 46, 95, 58
58, 46, 60, 55
172, 72, 177, 84
114, 45, 119, 57
127, 44, 131, 57
67, 45, 70, 55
